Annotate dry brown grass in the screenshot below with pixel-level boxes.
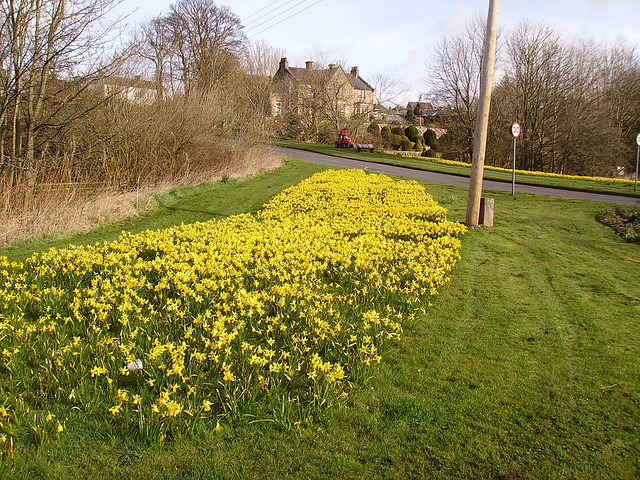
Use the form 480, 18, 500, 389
0, 144, 282, 247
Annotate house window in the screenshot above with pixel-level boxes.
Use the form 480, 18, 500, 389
275, 101, 282, 116
338, 102, 345, 117
337, 87, 343, 97
355, 103, 368, 115
358, 89, 365, 101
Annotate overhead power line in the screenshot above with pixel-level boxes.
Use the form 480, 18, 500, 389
242, 0, 285, 22
246, 0, 324, 38
243, 0, 299, 28
244, 0, 317, 33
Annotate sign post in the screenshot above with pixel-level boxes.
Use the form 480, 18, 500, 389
511, 121, 521, 196
635, 133, 640, 193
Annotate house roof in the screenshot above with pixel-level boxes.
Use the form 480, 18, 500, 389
101, 76, 158, 90
348, 73, 373, 92
273, 58, 374, 92
407, 101, 435, 111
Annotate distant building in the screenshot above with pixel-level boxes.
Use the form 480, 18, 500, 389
270, 58, 374, 120
406, 101, 437, 116
92, 76, 161, 104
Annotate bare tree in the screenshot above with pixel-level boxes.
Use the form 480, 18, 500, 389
242, 39, 283, 77
162, 0, 246, 97
370, 71, 409, 108
502, 21, 565, 171
0, 0, 125, 204
133, 16, 171, 94
427, 17, 487, 162
598, 41, 640, 174
488, 26, 640, 176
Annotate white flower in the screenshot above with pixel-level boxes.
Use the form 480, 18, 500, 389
126, 359, 143, 371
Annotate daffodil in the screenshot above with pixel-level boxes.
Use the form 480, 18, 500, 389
0, 169, 465, 439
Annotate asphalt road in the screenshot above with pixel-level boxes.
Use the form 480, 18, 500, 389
274, 146, 640, 206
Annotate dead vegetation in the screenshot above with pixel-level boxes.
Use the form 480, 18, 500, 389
0, 143, 282, 247
1, 0, 283, 247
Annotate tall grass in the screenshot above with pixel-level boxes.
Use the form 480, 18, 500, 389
1, 75, 280, 248
0, 142, 282, 247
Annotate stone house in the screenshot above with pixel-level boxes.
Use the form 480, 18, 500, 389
406, 101, 437, 116
92, 76, 161, 104
270, 58, 374, 121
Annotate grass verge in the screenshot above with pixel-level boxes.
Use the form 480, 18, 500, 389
276, 140, 640, 199
2, 159, 639, 479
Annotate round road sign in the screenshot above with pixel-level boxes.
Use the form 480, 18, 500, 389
636, 133, 640, 146
511, 122, 521, 139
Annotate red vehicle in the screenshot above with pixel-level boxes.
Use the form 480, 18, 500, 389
335, 129, 354, 148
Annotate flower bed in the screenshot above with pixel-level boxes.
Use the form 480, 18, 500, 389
596, 207, 640, 243
0, 170, 465, 448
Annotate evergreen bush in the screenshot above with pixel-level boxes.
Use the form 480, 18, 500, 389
404, 126, 420, 143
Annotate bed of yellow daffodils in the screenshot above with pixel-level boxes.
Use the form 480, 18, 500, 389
402, 155, 634, 185
0, 169, 465, 449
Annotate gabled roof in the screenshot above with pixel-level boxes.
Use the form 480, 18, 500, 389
273, 59, 341, 84
348, 67, 373, 92
407, 101, 435, 110
349, 74, 373, 91
273, 58, 374, 92
288, 67, 337, 82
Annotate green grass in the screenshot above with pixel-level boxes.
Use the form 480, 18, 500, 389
277, 139, 640, 199
3, 159, 640, 479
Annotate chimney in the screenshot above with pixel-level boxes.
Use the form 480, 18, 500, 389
328, 63, 336, 70
305, 61, 314, 70
351, 66, 359, 77
279, 57, 288, 69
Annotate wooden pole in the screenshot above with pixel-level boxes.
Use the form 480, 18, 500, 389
465, 0, 500, 227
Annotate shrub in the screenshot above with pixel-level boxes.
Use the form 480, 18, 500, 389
423, 128, 437, 147
404, 126, 420, 143
401, 137, 414, 151
367, 122, 383, 146
381, 125, 392, 140
391, 126, 404, 136
279, 112, 304, 140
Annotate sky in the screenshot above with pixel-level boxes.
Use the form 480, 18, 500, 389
114, 0, 640, 105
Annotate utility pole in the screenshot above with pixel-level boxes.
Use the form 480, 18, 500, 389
465, 0, 500, 227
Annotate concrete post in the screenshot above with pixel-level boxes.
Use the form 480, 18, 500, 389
479, 198, 495, 227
